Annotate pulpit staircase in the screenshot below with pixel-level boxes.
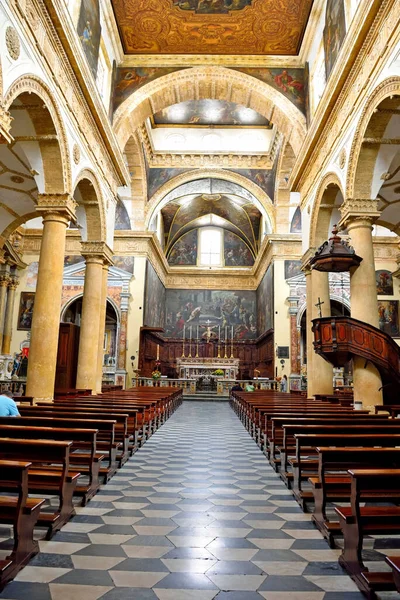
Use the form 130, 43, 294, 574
312, 316, 400, 404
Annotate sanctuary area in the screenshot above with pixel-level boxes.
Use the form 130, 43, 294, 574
0, 0, 399, 598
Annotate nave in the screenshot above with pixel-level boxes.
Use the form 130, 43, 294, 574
0, 401, 373, 600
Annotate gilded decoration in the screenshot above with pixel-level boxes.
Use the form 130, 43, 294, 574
5, 27, 20, 61
112, 0, 313, 56
73, 144, 81, 165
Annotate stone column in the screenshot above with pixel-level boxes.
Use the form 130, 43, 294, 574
76, 242, 113, 393
339, 199, 382, 407
118, 289, 131, 371
95, 262, 110, 393
303, 265, 315, 397
310, 268, 334, 395
2, 276, 19, 355
26, 194, 76, 402
287, 295, 300, 374
0, 273, 10, 350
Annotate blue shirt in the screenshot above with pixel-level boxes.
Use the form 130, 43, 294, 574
0, 395, 20, 416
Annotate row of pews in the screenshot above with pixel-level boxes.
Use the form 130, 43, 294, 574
0, 386, 182, 591
230, 390, 400, 600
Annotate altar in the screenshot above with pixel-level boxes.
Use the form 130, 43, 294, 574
176, 357, 240, 381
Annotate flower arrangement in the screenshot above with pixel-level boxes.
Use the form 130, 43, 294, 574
213, 369, 224, 376
152, 370, 161, 379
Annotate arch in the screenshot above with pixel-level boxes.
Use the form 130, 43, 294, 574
4, 75, 71, 193
145, 168, 276, 233
61, 293, 121, 322
73, 168, 106, 242
0, 211, 38, 247
309, 172, 345, 247
346, 76, 400, 199
113, 67, 307, 158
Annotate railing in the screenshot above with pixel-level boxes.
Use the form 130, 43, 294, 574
132, 377, 279, 396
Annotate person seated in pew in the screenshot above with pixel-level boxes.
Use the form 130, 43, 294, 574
245, 382, 255, 392
231, 382, 243, 392
0, 391, 20, 416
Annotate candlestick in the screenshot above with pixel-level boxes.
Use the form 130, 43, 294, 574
195, 339, 199, 358
224, 340, 228, 359
217, 343, 221, 358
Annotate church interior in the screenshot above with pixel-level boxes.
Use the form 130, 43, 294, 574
0, 0, 400, 598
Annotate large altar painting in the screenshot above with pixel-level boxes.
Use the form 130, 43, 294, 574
378, 300, 399, 337
257, 264, 274, 334
173, 0, 252, 13
165, 289, 257, 340
144, 261, 166, 328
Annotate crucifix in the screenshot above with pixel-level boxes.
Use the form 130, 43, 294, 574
315, 297, 324, 318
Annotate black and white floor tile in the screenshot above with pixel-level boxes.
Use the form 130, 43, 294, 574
0, 402, 395, 600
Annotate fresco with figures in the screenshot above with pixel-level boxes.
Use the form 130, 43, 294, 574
324, 0, 346, 79
234, 68, 306, 114
153, 100, 270, 127
168, 230, 198, 266
165, 290, 257, 340
172, 0, 252, 13
284, 260, 302, 279
290, 207, 302, 233
17, 292, 35, 331
77, 0, 101, 78
224, 232, 254, 267
257, 264, 274, 334
376, 270, 394, 296
378, 300, 399, 337
144, 261, 166, 328
231, 167, 277, 201
112, 67, 187, 113
148, 168, 190, 200
115, 199, 131, 230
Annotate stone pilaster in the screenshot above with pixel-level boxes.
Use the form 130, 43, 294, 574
0, 272, 10, 350
2, 276, 19, 355
76, 242, 113, 393
0, 105, 13, 145
26, 194, 76, 402
339, 198, 383, 407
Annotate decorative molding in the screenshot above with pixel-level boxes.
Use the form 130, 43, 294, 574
0, 104, 13, 144
80, 241, 114, 265
338, 198, 381, 230
72, 144, 80, 165
5, 26, 20, 61
36, 192, 77, 220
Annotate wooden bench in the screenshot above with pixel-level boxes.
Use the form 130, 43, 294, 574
0, 438, 77, 539
385, 556, 400, 594
0, 460, 45, 591
336, 467, 400, 599
0, 421, 101, 506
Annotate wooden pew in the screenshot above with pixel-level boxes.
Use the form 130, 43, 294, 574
0, 416, 117, 483
0, 460, 45, 591
385, 556, 400, 594
0, 438, 77, 539
307, 438, 400, 546
336, 467, 400, 599
0, 422, 100, 507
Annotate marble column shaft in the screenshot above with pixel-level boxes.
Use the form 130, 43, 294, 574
310, 269, 333, 396
95, 264, 109, 393
2, 277, 18, 355
304, 268, 314, 397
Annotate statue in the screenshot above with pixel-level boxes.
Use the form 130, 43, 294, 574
200, 321, 218, 342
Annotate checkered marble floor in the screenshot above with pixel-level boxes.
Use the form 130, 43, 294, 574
0, 401, 393, 600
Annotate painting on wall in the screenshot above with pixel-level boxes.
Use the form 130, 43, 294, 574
144, 261, 166, 329
257, 264, 274, 334
165, 289, 257, 340
153, 100, 270, 127
324, 0, 346, 79
115, 199, 131, 230
290, 207, 302, 233
64, 256, 85, 267
17, 292, 35, 331
168, 230, 198, 266
113, 256, 135, 274
148, 168, 190, 200
77, 0, 101, 78
231, 167, 276, 202
376, 270, 394, 296
172, 0, 252, 13
284, 260, 302, 279
113, 67, 186, 113
378, 300, 399, 337
224, 231, 254, 267
26, 262, 39, 289
304, 61, 311, 127
234, 68, 306, 114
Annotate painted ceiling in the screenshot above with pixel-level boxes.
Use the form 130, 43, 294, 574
112, 0, 314, 55
153, 100, 271, 128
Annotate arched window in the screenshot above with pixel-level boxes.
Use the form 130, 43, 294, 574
199, 227, 222, 266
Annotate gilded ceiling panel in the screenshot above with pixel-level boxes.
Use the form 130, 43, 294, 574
112, 0, 314, 55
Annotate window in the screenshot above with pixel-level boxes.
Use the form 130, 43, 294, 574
199, 228, 222, 266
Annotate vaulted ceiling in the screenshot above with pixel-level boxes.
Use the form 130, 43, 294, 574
112, 0, 314, 55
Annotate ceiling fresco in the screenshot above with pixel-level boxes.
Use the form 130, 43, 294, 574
153, 100, 271, 127
112, 0, 314, 56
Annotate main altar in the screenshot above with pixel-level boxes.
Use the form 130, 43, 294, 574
176, 357, 240, 381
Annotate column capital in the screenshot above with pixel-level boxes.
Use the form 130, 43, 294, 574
301, 247, 316, 273
0, 104, 13, 144
0, 274, 9, 287
81, 241, 114, 266
37, 193, 76, 222
338, 198, 381, 231
7, 276, 19, 290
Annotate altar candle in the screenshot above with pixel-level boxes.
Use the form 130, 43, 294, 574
183, 325, 185, 340
218, 325, 220, 339
197, 325, 199, 340
231, 326, 234, 340
225, 326, 227, 341
190, 325, 192, 340
156, 344, 159, 360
